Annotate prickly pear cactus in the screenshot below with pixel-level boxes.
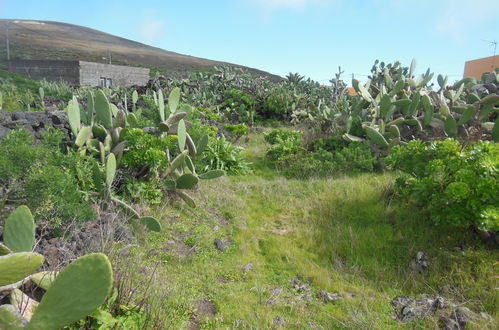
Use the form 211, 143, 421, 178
4, 205, 35, 252
0, 252, 44, 287
27, 253, 113, 330
0, 304, 27, 329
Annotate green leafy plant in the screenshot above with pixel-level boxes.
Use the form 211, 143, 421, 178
0, 128, 94, 230
197, 135, 251, 175
224, 123, 249, 141
387, 139, 499, 231
220, 88, 256, 124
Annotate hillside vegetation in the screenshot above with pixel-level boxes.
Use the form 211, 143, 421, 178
0, 59, 497, 329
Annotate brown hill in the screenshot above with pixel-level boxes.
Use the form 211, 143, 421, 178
0, 19, 280, 79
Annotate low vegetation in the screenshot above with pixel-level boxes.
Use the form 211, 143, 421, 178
0, 59, 497, 329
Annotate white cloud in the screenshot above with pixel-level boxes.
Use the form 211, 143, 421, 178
249, 0, 335, 13
138, 17, 166, 45
435, 0, 499, 42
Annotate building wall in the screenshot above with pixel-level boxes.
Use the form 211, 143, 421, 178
463, 55, 499, 80
78, 61, 149, 87
8, 60, 80, 85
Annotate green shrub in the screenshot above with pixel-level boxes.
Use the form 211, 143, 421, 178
121, 128, 178, 171
220, 89, 256, 124
260, 86, 293, 120
197, 135, 251, 175
264, 128, 302, 146
224, 123, 250, 140
0, 128, 94, 230
387, 139, 499, 231
264, 131, 376, 178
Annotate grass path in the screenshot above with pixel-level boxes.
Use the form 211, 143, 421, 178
117, 133, 498, 329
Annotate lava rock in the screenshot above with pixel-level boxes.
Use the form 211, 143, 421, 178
410, 251, 430, 272
290, 277, 311, 292
243, 262, 254, 273
391, 295, 447, 322
317, 289, 342, 303
273, 316, 286, 327
214, 238, 231, 252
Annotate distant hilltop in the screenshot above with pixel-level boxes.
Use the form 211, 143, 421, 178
0, 19, 280, 79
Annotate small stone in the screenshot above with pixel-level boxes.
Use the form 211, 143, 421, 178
290, 277, 311, 292
273, 316, 285, 327
480, 312, 493, 320
440, 316, 460, 330
266, 298, 276, 305
391, 295, 447, 322
243, 262, 254, 273
148, 249, 159, 257
271, 287, 283, 296
214, 238, 231, 252
317, 289, 342, 303
410, 251, 429, 273
451, 307, 474, 326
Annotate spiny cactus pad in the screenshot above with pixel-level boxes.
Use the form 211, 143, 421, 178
140, 217, 162, 232
95, 90, 112, 129
4, 205, 35, 252
169, 87, 180, 114
0, 252, 44, 286
0, 304, 27, 329
28, 253, 113, 330
106, 153, 117, 188
176, 173, 199, 189
30, 271, 58, 291
67, 96, 80, 136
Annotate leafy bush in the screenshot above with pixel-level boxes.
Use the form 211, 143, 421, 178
0, 128, 94, 230
121, 128, 178, 171
264, 128, 303, 146
387, 139, 499, 231
220, 88, 256, 124
260, 86, 293, 120
224, 123, 250, 141
264, 130, 376, 178
197, 135, 251, 175
265, 130, 304, 162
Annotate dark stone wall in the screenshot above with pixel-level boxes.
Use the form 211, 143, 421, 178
8, 60, 80, 85
8, 60, 150, 87
0, 110, 70, 143
79, 61, 150, 87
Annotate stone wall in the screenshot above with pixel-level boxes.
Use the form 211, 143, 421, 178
8, 60, 80, 85
8, 60, 150, 87
0, 110, 70, 143
79, 61, 150, 87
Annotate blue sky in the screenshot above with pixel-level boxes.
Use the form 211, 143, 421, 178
1, 0, 498, 83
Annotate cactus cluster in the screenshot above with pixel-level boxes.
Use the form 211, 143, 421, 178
343, 60, 499, 150
68, 88, 224, 231
0, 206, 113, 329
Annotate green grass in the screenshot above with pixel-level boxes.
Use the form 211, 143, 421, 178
112, 132, 498, 329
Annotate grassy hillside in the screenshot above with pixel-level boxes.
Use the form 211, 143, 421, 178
114, 132, 497, 329
0, 19, 280, 78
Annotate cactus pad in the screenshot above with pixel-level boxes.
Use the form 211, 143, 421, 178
140, 217, 162, 232
199, 170, 225, 180
30, 271, 58, 290
28, 253, 113, 330
0, 304, 27, 329
176, 174, 199, 189
0, 252, 44, 286
4, 205, 35, 252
